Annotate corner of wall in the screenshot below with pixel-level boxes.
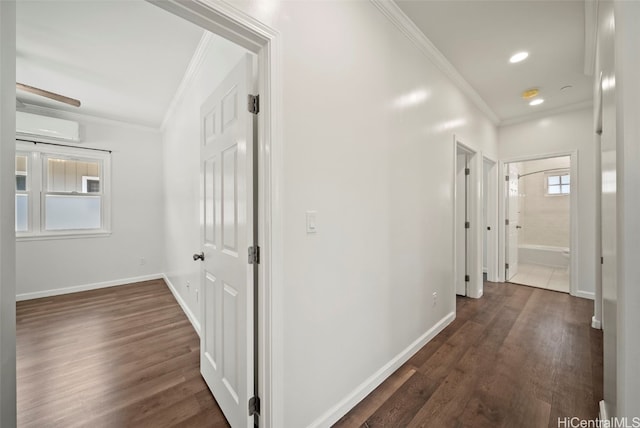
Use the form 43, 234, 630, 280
163, 274, 201, 336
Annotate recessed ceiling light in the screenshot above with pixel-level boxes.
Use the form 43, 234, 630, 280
529, 99, 544, 106
509, 52, 529, 63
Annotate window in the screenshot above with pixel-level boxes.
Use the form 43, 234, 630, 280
546, 172, 570, 195
16, 141, 111, 238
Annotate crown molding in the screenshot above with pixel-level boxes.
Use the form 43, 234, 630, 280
370, 0, 500, 125
499, 100, 593, 127
18, 103, 160, 133
160, 30, 212, 131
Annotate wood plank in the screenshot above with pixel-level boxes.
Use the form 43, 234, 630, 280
333, 365, 416, 428
406, 305, 522, 427
363, 370, 438, 427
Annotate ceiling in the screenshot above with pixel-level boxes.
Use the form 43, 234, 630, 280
16, 0, 204, 128
16, 1, 593, 128
396, 0, 593, 124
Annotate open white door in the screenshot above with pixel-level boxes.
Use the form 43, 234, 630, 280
456, 151, 469, 296
506, 163, 519, 281
198, 54, 255, 428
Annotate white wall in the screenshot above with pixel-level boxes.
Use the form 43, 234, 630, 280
499, 108, 596, 298
0, 1, 16, 425
162, 34, 247, 328
613, 0, 640, 417
592, 1, 640, 418
518, 157, 571, 248
204, 2, 498, 426
15, 111, 165, 298
595, 0, 617, 415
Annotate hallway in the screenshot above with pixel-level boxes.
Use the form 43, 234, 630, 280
334, 282, 602, 427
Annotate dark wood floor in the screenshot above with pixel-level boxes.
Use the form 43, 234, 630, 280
16, 279, 230, 428
18, 280, 602, 428
334, 282, 603, 428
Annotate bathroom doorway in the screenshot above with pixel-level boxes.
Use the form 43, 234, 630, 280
504, 155, 572, 293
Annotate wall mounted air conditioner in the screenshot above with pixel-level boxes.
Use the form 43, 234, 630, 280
16, 111, 81, 143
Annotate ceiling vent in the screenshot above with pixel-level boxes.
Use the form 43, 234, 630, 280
16, 111, 81, 143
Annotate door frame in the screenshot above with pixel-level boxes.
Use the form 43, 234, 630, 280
147, 2, 283, 427
453, 137, 483, 299
482, 156, 499, 282
0, 2, 17, 426
498, 151, 579, 297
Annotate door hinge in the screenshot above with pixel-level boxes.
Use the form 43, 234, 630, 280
465, 168, 470, 176
465, 275, 470, 282
465, 221, 470, 229
248, 94, 259, 114
505, 263, 509, 269
505, 219, 510, 226
249, 396, 261, 416
248, 246, 260, 264
506, 175, 510, 181
601, 256, 604, 265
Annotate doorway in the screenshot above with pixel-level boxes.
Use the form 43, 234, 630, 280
146, 5, 280, 426
3, 2, 281, 427
504, 155, 574, 293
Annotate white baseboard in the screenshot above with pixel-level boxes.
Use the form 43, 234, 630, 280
469, 288, 483, 299
163, 274, 201, 336
591, 316, 602, 329
575, 290, 595, 300
16, 273, 164, 301
306, 311, 456, 428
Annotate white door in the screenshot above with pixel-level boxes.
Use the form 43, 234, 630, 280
456, 151, 468, 296
506, 163, 519, 281
199, 54, 255, 428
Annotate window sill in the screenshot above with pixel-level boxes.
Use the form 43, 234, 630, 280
17, 231, 112, 242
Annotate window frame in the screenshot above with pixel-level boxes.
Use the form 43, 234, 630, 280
545, 171, 570, 196
16, 141, 111, 240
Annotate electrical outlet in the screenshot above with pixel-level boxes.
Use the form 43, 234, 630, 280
139, 257, 146, 266
432, 292, 438, 306
186, 281, 190, 290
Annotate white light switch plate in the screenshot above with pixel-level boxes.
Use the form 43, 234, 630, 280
306, 211, 317, 233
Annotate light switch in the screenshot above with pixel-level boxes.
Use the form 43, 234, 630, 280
306, 211, 317, 234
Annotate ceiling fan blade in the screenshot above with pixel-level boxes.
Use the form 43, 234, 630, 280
16, 83, 81, 108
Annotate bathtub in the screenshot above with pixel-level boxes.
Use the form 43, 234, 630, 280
518, 244, 569, 269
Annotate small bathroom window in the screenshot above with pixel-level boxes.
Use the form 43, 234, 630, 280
546, 173, 570, 195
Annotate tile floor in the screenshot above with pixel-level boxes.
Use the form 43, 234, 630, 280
509, 263, 570, 293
